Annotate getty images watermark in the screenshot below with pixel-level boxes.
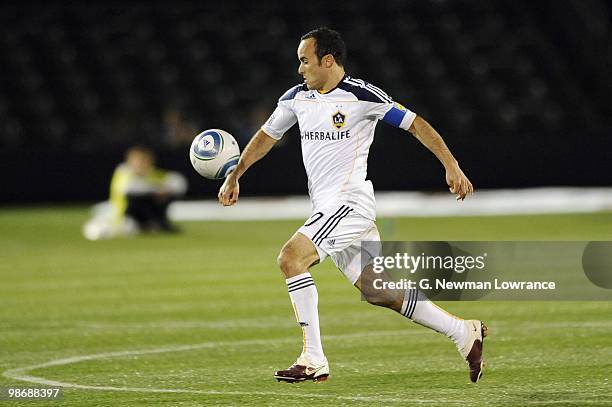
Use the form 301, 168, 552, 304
360, 241, 612, 301
371, 251, 556, 290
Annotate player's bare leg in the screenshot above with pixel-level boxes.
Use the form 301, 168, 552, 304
356, 265, 488, 383
274, 232, 329, 383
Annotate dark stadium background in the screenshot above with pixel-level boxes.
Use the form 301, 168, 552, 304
1, 0, 610, 204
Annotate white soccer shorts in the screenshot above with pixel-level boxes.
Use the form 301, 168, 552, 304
298, 201, 381, 284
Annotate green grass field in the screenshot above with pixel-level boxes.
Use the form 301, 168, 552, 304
1, 208, 611, 406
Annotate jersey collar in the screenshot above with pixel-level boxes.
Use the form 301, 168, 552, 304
317, 74, 348, 95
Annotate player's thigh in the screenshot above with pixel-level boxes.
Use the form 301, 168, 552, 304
277, 231, 320, 277
331, 222, 380, 285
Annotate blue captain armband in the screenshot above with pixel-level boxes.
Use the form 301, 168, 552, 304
381, 102, 415, 130
382, 102, 407, 127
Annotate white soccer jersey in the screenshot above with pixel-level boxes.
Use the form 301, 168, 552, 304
261, 75, 416, 220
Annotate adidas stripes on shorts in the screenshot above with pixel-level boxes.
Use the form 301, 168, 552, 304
298, 201, 381, 285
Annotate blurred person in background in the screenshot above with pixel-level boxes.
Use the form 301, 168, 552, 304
83, 146, 187, 240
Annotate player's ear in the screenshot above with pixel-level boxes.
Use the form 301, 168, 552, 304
324, 54, 334, 68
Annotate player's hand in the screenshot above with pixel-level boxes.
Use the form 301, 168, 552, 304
218, 173, 240, 206
445, 164, 473, 201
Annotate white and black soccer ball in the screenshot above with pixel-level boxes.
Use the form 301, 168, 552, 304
189, 129, 240, 180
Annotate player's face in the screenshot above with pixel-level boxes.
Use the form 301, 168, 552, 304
297, 38, 328, 90
127, 152, 154, 176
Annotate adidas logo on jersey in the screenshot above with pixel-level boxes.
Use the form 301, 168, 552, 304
327, 239, 336, 247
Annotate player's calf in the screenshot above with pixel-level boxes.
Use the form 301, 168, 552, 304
356, 265, 404, 311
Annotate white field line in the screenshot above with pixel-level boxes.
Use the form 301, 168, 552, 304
0, 319, 299, 330
164, 187, 612, 221
3, 319, 611, 331
3, 330, 443, 404
3, 326, 609, 404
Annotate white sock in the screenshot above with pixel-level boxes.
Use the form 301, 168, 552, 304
286, 272, 325, 364
401, 289, 468, 349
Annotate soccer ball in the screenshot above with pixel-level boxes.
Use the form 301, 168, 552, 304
189, 129, 240, 179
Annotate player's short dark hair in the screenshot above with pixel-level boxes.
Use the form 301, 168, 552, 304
301, 27, 346, 67
126, 145, 154, 161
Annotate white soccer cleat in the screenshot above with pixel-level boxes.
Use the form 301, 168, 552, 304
274, 355, 330, 383
459, 320, 488, 383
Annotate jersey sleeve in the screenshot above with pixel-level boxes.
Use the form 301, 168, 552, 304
347, 78, 417, 130
261, 102, 297, 140
109, 165, 129, 221
261, 85, 302, 139
369, 100, 417, 130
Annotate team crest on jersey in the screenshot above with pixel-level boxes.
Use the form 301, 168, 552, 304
332, 111, 346, 129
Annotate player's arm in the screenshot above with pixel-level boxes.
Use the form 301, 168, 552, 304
219, 85, 298, 206
218, 128, 278, 206
408, 116, 474, 201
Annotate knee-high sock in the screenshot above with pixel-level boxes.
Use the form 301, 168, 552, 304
401, 289, 467, 348
286, 272, 325, 364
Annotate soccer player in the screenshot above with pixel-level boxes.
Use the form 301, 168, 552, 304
84, 146, 187, 240
110, 146, 186, 233
218, 27, 487, 383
